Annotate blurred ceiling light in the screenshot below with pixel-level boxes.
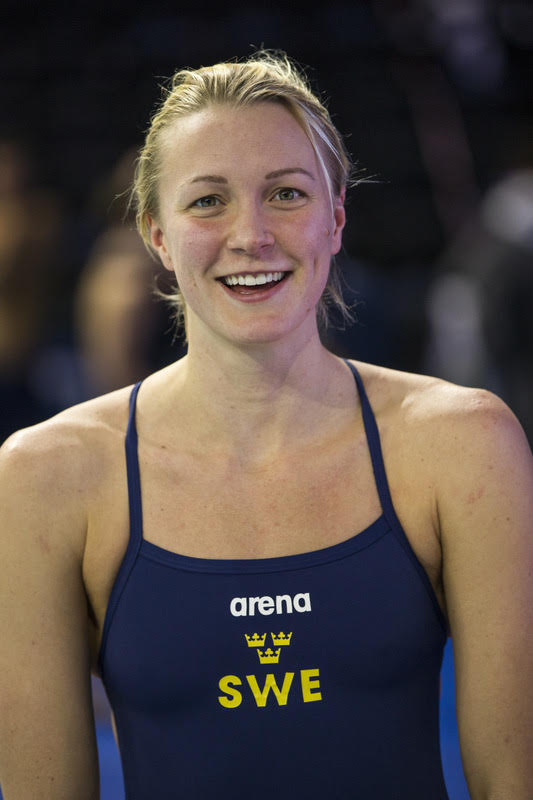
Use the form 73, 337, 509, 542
482, 170, 533, 250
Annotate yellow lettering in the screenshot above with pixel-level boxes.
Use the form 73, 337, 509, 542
246, 672, 294, 707
301, 668, 322, 702
218, 675, 243, 708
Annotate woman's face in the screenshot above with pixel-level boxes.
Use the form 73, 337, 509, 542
149, 102, 345, 347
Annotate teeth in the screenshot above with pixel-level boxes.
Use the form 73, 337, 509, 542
223, 272, 286, 287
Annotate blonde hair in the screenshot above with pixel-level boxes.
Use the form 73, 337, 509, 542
133, 50, 354, 332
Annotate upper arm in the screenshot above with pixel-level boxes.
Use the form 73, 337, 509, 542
0, 428, 99, 799
437, 390, 533, 798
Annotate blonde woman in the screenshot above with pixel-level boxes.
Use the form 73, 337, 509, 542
1, 53, 532, 799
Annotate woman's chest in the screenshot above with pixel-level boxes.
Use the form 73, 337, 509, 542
84, 434, 446, 668
139, 440, 382, 559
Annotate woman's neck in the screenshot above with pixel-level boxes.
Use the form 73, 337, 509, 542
147, 327, 353, 466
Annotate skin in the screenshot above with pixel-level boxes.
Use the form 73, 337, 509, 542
1, 102, 532, 799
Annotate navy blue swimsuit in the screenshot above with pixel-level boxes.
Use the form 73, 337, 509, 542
98, 362, 449, 799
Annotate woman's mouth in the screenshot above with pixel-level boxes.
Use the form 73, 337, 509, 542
218, 271, 289, 294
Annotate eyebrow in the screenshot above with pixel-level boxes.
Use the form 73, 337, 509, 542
187, 167, 315, 185
189, 174, 228, 184
265, 168, 315, 181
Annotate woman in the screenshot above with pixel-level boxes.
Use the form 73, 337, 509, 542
1, 52, 532, 799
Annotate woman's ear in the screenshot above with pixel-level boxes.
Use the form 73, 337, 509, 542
330, 188, 346, 256
148, 215, 173, 272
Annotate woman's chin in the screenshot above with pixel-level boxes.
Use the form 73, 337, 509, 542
189, 311, 318, 351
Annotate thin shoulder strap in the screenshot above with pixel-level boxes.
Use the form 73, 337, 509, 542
344, 360, 449, 633
98, 381, 144, 676
125, 381, 144, 548
344, 360, 397, 527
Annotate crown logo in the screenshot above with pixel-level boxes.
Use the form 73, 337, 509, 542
245, 633, 266, 648
271, 632, 292, 647
257, 648, 281, 664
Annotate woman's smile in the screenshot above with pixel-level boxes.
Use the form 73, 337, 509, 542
217, 270, 290, 300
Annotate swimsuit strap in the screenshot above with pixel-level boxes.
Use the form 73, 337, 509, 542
344, 360, 447, 632
98, 381, 144, 675
125, 381, 144, 547
344, 360, 397, 527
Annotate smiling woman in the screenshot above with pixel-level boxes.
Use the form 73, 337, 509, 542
1, 51, 533, 800
145, 100, 346, 348
133, 52, 353, 335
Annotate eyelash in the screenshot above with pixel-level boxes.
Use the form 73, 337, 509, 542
272, 187, 305, 202
190, 187, 306, 210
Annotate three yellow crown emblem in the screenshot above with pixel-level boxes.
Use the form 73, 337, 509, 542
244, 632, 293, 663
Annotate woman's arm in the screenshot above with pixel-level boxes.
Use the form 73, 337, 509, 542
0, 425, 99, 799
437, 389, 533, 799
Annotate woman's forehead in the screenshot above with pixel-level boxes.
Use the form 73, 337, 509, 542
158, 103, 318, 179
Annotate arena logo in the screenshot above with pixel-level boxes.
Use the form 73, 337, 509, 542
229, 592, 311, 617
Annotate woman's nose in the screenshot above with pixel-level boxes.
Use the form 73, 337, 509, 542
226, 202, 275, 255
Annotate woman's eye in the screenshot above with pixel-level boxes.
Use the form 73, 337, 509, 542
192, 196, 220, 208
273, 188, 303, 202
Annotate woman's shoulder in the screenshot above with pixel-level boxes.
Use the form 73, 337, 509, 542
0, 384, 134, 500
349, 359, 530, 469
351, 359, 511, 423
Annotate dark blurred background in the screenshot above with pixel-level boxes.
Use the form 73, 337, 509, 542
1, 0, 532, 447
